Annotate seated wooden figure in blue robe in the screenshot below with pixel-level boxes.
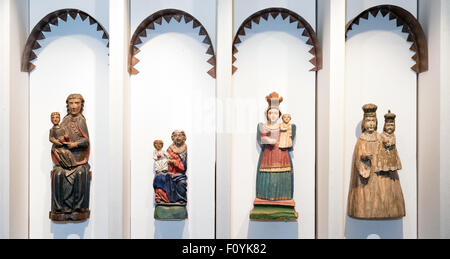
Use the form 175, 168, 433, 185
153, 130, 188, 220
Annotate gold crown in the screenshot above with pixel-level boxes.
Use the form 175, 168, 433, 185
266, 92, 283, 109
384, 110, 396, 122
362, 103, 377, 117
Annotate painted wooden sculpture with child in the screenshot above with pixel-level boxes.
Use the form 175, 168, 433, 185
250, 92, 298, 221
152, 130, 188, 220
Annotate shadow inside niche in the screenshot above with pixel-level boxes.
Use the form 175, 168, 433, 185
345, 215, 403, 239
247, 220, 298, 239
355, 120, 362, 138
154, 219, 188, 239
50, 220, 89, 239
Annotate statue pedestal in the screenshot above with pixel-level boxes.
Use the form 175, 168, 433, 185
250, 198, 298, 221
154, 203, 188, 220
49, 210, 90, 222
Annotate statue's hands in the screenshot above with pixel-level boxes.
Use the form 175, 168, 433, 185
63, 142, 78, 149
359, 165, 371, 178
168, 159, 177, 165
261, 137, 276, 145
361, 154, 372, 161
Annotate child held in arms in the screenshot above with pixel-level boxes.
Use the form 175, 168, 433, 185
279, 113, 293, 149
49, 112, 86, 168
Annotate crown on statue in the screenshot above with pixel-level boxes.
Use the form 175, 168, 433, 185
384, 110, 396, 122
266, 92, 283, 109
362, 103, 377, 117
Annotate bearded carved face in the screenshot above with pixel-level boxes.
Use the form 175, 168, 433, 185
171, 131, 186, 146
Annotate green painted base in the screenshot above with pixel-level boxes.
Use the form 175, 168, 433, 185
250, 205, 298, 221
154, 204, 187, 220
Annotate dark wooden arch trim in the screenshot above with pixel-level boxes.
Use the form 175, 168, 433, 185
21, 8, 109, 72
232, 7, 322, 74
346, 5, 428, 73
129, 9, 216, 78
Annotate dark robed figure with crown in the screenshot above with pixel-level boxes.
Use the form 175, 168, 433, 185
250, 92, 298, 221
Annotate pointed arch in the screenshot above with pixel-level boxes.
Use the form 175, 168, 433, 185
346, 5, 428, 73
129, 9, 216, 78
232, 7, 322, 74
21, 8, 109, 72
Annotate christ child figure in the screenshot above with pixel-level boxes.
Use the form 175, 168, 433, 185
374, 110, 402, 172
49, 112, 85, 168
153, 140, 169, 173
279, 113, 293, 149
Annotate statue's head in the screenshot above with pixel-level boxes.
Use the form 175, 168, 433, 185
265, 92, 283, 124
171, 130, 186, 147
282, 113, 291, 124
361, 103, 377, 133
51, 112, 60, 125
153, 140, 164, 151
66, 93, 84, 116
383, 110, 396, 134
266, 108, 282, 124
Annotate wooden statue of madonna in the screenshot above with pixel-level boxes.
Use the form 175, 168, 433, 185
347, 104, 405, 219
49, 94, 91, 221
152, 130, 188, 220
250, 92, 298, 221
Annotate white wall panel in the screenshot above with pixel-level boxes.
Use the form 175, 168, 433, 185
0, 0, 10, 239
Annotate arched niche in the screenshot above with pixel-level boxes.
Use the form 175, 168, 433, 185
22, 8, 109, 72
344, 3, 420, 239
129, 9, 216, 78
230, 4, 318, 239
232, 7, 322, 74
346, 4, 428, 73
25, 7, 110, 238
128, 6, 216, 239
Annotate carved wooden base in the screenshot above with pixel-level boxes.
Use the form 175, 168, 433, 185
49, 210, 90, 222
154, 204, 187, 220
250, 199, 298, 221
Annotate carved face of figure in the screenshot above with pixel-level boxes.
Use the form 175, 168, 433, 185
267, 108, 281, 124
282, 114, 291, 124
51, 113, 60, 125
363, 117, 377, 133
171, 131, 186, 146
384, 122, 395, 134
153, 140, 163, 151
68, 98, 82, 115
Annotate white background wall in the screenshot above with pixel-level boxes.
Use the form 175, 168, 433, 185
316, 0, 346, 239
439, 0, 450, 238
0, 0, 10, 239
129, 0, 216, 239
344, 0, 417, 239
230, 0, 316, 239
28, 0, 110, 238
